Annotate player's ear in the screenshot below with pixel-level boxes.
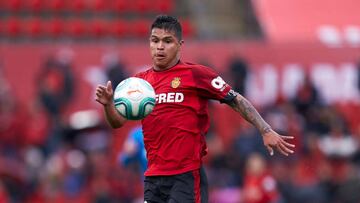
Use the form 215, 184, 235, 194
179, 39, 184, 45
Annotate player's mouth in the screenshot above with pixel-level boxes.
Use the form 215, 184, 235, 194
155, 53, 166, 60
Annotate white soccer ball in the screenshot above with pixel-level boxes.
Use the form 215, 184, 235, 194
113, 77, 156, 120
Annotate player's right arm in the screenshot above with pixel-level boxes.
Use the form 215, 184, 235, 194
95, 81, 127, 128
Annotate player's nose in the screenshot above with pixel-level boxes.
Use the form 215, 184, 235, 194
157, 41, 165, 49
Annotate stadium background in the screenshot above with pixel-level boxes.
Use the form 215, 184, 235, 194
0, 0, 360, 202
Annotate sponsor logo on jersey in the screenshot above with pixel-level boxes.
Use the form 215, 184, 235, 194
171, 77, 181, 88
156, 92, 184, 104
211, 76, 227, 91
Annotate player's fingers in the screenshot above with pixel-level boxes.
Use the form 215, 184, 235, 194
97, 85, 107, 91
281, 135, 294, 139
279, 142, 294, 154
95, 92, 103, 98
282, 140, 295, 148
266, 146, 274, 156
276, 144, 289, 156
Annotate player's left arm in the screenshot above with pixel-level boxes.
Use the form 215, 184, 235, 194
227, 92, 295, 156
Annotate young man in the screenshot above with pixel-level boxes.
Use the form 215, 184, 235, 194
95, 15, 294, 203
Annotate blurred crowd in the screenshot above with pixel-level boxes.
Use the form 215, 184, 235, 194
207, 58, 360, 203
0, 54, 360, 203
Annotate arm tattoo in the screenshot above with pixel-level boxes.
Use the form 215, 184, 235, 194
228, 94, 271, 135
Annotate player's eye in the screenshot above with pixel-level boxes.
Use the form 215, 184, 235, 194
150, 38, 159, 43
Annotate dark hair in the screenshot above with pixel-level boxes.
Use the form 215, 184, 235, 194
151, 15, 182, 40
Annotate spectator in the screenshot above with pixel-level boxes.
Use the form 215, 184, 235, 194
36, 54, 74, 118
242, 153, 279, 203
36, 49, 75, 154
293, 74, 321, 119
228, 57, 249, 96
102, 51, 128, 89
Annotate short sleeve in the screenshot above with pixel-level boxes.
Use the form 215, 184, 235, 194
192, 66, 236, 103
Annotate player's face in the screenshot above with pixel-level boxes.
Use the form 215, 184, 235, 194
150, 28, 183, 71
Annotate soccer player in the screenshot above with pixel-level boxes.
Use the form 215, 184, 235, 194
95, 15, 295, 203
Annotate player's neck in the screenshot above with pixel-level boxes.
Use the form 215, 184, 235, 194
154, 58, 180, 72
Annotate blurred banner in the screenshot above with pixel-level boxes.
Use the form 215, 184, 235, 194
1, 41, 359, 178
252, 0, 360, 47
1, 42, 359, 112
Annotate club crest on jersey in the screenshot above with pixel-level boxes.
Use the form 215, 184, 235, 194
171, 77, 181, 88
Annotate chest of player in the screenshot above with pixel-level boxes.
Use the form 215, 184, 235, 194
148, 73, 197, 105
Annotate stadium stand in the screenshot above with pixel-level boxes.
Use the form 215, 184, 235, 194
0, 0, 187, 41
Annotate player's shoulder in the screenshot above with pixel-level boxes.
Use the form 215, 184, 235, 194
179, 61, 212, 71
180, 61, 218, 77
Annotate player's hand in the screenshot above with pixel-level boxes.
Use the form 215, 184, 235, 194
262, 129, 295, 156
95, 81, 113, 106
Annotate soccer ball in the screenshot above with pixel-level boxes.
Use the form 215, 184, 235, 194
113, 77, 156, 120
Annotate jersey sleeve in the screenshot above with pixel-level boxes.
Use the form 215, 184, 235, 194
192, 66, 236, 103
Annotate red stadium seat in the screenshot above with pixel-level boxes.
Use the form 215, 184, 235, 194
26, 18, 43, 37
48, 0, 66, 13
134, 0, 151, 14
110, 20, 128, 38
45, 19, 64, 38
8, 0, 21, 12
92, 0, 107, 12
90, 20, 107, 38
6, 18, 21, 37
181, 19, 195, 37
155, 0, 174, 13
113, 0, 131, 13
0, 18, 7, 37
67, 19, 87, 38
27, 0, 43, 13
69, 0, 85, 14
132, 19, 149, 37
0, 0, 4, 10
